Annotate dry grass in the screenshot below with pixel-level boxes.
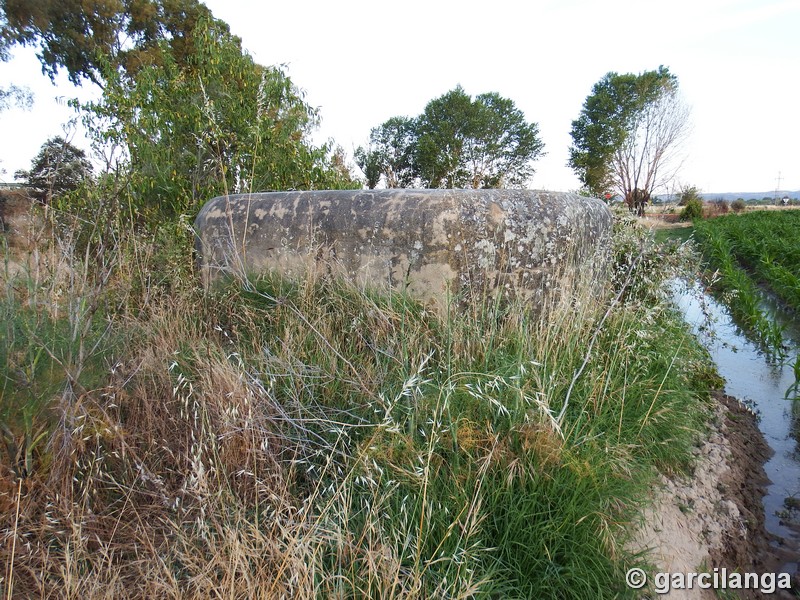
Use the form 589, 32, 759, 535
0, 207, 447, 597
1, 196, 711, 598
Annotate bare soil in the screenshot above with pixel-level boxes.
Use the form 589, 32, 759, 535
632, 391, 799, 598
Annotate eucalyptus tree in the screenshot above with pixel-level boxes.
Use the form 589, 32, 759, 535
0, 0, 214, 87
78, 16, 358, 217
2, 0, 358, 218
0, 83, 32, 112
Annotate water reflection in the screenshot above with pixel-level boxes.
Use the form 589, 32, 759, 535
671, 279, 800, 545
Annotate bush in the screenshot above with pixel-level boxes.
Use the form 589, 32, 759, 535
731, 199, 746, 213
677, 185, 702, 207
679, 198, 704, 221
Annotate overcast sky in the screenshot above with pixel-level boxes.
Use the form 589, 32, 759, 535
1, 0, 798, 193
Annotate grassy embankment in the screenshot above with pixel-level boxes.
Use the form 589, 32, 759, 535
691, 211, 800, 356
1, 198, 715, 598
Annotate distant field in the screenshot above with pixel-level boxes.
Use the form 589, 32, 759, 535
689, 211, 800, 354
694, 211, 800, 313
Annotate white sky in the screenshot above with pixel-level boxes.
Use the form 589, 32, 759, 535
1, 0, 798, 194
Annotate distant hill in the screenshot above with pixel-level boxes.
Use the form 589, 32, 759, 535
656, 190, 800, 203
700, 190, 800, 202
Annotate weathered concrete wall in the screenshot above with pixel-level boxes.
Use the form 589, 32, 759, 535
194, 189, 612, 309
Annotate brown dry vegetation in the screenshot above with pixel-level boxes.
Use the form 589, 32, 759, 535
0, 193, 322, 598
1, 192, 717, 598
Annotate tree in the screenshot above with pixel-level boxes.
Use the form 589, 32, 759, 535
15, 136, 94, 202
568, 66, 690, 209
465, 91, 545, 188
78, 15, 356, 218
414, 87, 473, 188
354, 116, 417, 189
676, 184, 702, 206
0, 83, 32, 111
416, 86, 544, 189
359, 87, 544, 189
327, 145, 361, 189
353, 146, 381, 189
3, 0, 358, 218
0, 9, 33, 115
0, 0, 213, 87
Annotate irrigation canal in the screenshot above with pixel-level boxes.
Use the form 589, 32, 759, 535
673, 279, 800, 573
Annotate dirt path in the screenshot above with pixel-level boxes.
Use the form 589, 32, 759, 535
631, 391, 798, 598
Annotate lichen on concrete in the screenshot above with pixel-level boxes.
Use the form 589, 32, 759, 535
194, 189, 613, 311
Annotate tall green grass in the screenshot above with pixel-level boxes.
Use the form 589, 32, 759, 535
0, 203, 713, 598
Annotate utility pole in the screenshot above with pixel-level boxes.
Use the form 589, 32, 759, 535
775, 171, 782, 200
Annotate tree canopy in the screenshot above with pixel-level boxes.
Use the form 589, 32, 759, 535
1, 1, 358, 218
417, 87, 544, 189
568, 66, 690, 205
0, 0, 214, 87
0, 83, 32, 112
77, 15, 358, 217
15, 136, 94, 202
356, 86, 544, 189
354, 116, 417, 189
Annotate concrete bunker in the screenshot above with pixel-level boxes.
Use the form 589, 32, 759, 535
194, 189, 613, 309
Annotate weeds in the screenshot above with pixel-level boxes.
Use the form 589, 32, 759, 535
0, 201, 713, 598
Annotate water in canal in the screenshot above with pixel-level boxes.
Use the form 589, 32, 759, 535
672, 279, 800, 567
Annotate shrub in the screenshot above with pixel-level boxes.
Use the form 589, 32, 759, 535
679, 198, 704, 221
731, 199, 746, 213
677, 185, 702, 207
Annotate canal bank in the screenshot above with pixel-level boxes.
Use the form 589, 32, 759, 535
674, 280, 800, 551
636, 278, 800, 598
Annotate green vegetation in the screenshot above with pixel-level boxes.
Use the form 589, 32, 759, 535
0, 204, 713, 597
0, 2, 725, 596
680, 198, 704, 221
694, 211, 800, 314
356, 86, 545, 189
75, 15, 358, 222
692, 211, 800, 354
4, 2, 358, 223
354, 116, 417, 189
677, 185, 703, 207
568, 66, 690, 203
653, 225, 693, 245
14, 136, 93, 203
0, 0, 217, 86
